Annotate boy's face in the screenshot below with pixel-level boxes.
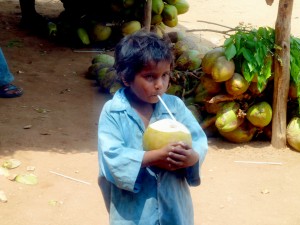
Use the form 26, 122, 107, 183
125, 60, 171, 104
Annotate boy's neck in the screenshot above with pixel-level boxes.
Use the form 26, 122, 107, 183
125, 88, 154, 127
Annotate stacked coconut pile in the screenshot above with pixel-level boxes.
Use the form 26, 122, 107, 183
48, 0, 190, 47
86, 27, 300, 151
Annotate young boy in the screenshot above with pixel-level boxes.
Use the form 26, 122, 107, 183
98, 31, 208, 225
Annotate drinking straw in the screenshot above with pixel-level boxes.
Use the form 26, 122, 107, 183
157, 95, 176, 121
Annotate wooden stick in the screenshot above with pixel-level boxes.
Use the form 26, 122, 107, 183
49, 171, 91, 185
234, 161, 283, 165
144, 0, 152, 32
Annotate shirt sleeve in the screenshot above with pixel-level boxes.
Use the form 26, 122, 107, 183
98, 102, 145, 193
172, 96, 208, 186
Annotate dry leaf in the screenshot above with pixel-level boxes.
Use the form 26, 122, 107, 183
0, 190, 8, 203
15, 174, 38, 185
2, 159, 21, 169
0, 167, 10, 177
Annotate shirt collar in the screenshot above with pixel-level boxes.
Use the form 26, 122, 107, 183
109, 87, 177, 116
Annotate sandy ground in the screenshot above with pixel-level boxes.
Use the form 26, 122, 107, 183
1, 0, 300, 225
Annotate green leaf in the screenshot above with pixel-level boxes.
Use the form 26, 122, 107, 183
224, 43, 236, 60
223, 37, 233, 47
242, 48, 255, 62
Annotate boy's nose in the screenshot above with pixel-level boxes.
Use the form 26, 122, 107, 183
154, 78, 163, 90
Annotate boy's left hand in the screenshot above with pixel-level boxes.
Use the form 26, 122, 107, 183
167, 142, 199, 170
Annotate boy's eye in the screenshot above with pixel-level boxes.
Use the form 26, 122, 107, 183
145, 75, 154, 81
162, 72, 170, 78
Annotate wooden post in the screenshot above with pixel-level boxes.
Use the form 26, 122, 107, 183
144, 0, 152, 32
271, 0, 294, 148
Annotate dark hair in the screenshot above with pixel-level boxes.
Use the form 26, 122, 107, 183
114, 31, 173, 84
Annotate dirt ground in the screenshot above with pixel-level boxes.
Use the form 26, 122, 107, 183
1, 0, 300, 225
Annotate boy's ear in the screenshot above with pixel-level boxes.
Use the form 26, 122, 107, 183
121, 76, 130, 87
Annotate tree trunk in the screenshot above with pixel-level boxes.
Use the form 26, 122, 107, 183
144, 0, 152, 32
272, 0, 294, 148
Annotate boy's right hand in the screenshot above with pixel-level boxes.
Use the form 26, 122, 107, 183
142, 142, 198, 171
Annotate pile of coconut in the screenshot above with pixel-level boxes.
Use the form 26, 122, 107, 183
86, 31, 300, 152
47, 0, 190, 47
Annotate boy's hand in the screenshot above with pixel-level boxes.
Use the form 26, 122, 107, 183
166, 142, 199, 170
142, 142, 199, 171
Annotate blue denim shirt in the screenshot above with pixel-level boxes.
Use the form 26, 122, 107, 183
98, 88, 208, 225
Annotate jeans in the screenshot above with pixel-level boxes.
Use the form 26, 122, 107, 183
0, 48, 14, 86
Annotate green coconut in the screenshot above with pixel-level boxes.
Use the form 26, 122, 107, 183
99, 67, 117, 92
162, 4, 178, 21
219, 121, 257, 143
173, 38, 199, 58
143, 119, 192, 151
97, 67, 110, 86
287, 117, 300, 152
109, 81, 123, 95
175, 49, 202, 71
92, 53, 115, 65
152, 0, 164, 14
151, 14, 163, 25
215, 101, 244, 132
173, 0, 189, 14
246, 101, 272, 128
77, 27, 90, 45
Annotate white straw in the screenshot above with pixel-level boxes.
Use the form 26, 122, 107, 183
157, 95, 176, 121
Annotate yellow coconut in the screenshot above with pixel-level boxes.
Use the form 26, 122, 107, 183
163, 15, 178, 28
246, 101, 272, 128
287, 117, 300, 152
143, 119, 192, 151
92, 24, 112, 41
211, 56, 235, 82
151, 14, 163, 25
225, 72, 250, 96
121, 20, 142, 36
215, 101, 244, 132
201, 47, 225, 74
219, 121, 257, 143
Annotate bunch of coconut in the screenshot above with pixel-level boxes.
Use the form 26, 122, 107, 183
86, 53, 123, 94
151, 0, 190, 28
191, 47, 276, 143
53, 0, 191, 47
